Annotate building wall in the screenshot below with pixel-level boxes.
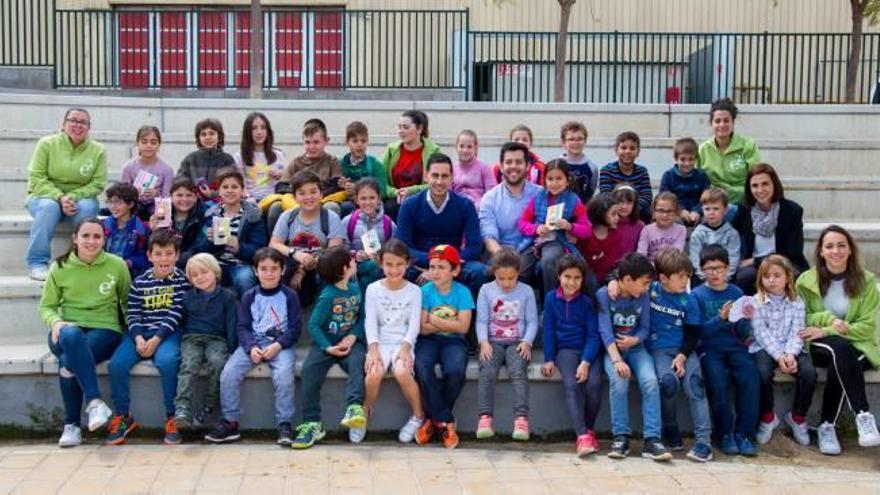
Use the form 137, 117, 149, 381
61, 0, 880, 33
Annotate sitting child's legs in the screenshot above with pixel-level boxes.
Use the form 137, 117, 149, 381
626, 346, 662, 439
218, 348, 255, 423
175, 336, 206, 414
152, 334, 181, 417
558, 348, 589, 436
300, 347, 339, 424
202, 338, 229, 411
477, 342, 507, 417
504, 343, 529, 419
728, 349, 760, 439
652, 348, 683, 444
108, 338, 144, 417
701, 351, 734, 439
267, 349, 297, 426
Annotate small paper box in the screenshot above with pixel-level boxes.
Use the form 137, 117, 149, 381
213, 216, 231, 245
133, 170, 159, 193
545, 203, 564, 230
154, 198, 172, 228
361, 229, 382, 255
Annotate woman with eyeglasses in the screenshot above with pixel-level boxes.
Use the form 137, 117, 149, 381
25, 108, 107, 281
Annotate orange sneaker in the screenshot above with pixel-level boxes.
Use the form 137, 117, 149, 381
442, 422, 459, 449
164, 417, 182, 445
414, 419, 435, 445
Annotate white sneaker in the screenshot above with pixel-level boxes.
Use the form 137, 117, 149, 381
817, 422, 841, 455
855, 411, 880, 447
784, 412, 810, 446
58, 424, 82, 448
349, 426, 366, 444
756, 414, 779, 445
86, 399, 112, 431
28, 266, 48, 281
398, 415, 424, 443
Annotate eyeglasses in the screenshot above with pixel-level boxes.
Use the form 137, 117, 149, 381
65, 118, 90, 127
107, 198, 127, 206
702, 266, 727, 273
654, 208, 676, 214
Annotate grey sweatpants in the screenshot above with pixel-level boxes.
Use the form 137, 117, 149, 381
477, 341, 529, 417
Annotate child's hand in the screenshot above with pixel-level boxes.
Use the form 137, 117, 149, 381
206, 227, 214, 240
797, 327, 824, 342
365, 350, 382, 374
249, 347, 263, 364
134, 335, 148, 355
575, 361, 590, 383
554, 218, 572, 231
415, 267, 433, 285
615, 335, 639, 351
606, 280, 621, 300
688, 211, 701, 224
396, 189, 408, 204
226, 236, 239, 253
831, 319, 849, 335
269, 169, 283, 180
340, 334, 357, 349
613, 360, 631, 379
326, 345, 348, 357
141, 189, 156, 201
50, 321, 70, 345
536, 224, 551, 237
517, 341, 532, 361
742, 302, 755, 320
141, 336, 161, 358
719, 301, 733, 321
198, 183, 213, 197
479, 341, 493, 362
262, 342, 282, 360
397, 346, 414, 374
148, 215, 159, 231
541, 361, 555, 378
671, 353, 687, 378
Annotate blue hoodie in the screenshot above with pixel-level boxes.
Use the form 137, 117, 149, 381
542, 289, 601, 364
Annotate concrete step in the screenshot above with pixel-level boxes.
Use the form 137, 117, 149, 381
1, 340, 878, 432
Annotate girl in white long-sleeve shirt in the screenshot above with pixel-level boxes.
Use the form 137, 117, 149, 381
363, 238, 426, 443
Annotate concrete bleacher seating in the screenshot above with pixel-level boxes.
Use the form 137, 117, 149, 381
0, 93, 878, 433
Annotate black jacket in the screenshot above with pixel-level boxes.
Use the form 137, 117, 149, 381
732, 198, 809, 271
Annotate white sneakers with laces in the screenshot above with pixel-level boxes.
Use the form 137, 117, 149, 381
58, 424, 82, 448
855, 411, 880, 448
86, 398, 112, 431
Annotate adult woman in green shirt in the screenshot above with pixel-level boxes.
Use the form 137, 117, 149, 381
40, 217, 132, 448
25, 108, 108, 281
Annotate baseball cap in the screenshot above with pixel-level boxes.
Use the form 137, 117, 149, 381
428, 244, 461, 267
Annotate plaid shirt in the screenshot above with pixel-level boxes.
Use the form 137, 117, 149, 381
749, 294, 806, 360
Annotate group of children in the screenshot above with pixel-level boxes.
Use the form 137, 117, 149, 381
76, 111, 870, 462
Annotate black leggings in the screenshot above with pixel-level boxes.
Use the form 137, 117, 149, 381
809, 335, 872, 424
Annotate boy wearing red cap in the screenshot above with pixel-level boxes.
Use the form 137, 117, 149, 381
413, 244, 474, 449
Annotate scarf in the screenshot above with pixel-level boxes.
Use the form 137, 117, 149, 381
751, 201, 780, 237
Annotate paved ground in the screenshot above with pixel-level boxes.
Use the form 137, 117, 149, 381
0, 441, 878, 495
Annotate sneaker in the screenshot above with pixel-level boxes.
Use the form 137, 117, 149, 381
686, 442, 714, 462
607, 435, 630, 459
855, 411, 880, 447
512, 416, 530, 441
58, 424, 82, 448
441, 422, 459, 449
86, 399, 112, 432
642, 437, 672, 462
349, 425, 367, 444
291, 422, 325, 450
340, 404, 368, 430
475, 414, 494, 439
194, 406, 214, 427
105, 415, 137, 445
817, 422, 842, 455
276, 422, 294, 446
736, 434, 758, 457
164, 417, 182, 445
663, 430, 685, 452
756, 414, 779, 445
784, 412, 810, 446
204, 420, 240, 443
173, 406, 193, 431
576, 432, 598, 458
28, 266, 48, 281
719, 434, 740, 455
398, 415, 424, 443
414, 419, 435, 445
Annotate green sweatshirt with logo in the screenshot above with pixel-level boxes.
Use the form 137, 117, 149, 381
697, 132, 762, 205
26, 131, 108, 203
39, 251, 132, 333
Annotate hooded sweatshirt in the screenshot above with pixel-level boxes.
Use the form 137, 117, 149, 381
27, 131, 107, 203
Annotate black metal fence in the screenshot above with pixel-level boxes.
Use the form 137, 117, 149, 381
0, 0, 55, 66
4, 2, 880, 103
472, 31, 880, 104
50, 7, 469, 92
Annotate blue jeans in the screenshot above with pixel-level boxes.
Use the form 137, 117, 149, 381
26, 196, 99, 269
603, 345, 662, 438
221, 264, 258, 297
47, 326, 121, 425
652, 348, 712, 445
414, 335, 468, 423
219, 346, 296, 426
109, 333, 180, 417
700, 347, 760, 439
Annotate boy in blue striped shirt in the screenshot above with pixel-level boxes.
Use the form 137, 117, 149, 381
107, 229, 191, 445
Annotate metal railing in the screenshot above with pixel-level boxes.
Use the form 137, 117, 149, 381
52, 7, 469, 92
471, 31, 880, 104
0, 0, 55, 66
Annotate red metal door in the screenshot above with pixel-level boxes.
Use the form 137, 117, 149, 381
313, 11, 342, 88
159, 12, 188, 87
197, 11, 226, 88
233, 12, 251, 88
117, 12, 150, 88
273, 12, 303, 88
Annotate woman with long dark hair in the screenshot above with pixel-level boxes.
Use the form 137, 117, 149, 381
380, 110, 440, 218
796, 225, 880, 455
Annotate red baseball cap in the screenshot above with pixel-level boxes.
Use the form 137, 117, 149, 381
428, 244, 461, 266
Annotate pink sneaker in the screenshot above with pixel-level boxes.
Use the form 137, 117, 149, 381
512, 416, 530, 441
577, 431, 599, 457
476, 414, 494, 439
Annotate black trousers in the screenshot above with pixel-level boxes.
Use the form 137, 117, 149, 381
753, 349, 817, 418
809, 335, 872, 424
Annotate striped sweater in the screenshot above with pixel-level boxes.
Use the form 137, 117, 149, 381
126, 267, 190, 340
598, 161, 653, 221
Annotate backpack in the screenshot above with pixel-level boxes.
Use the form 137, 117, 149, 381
346, 210, 392, 242
287, 207, 329, 237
